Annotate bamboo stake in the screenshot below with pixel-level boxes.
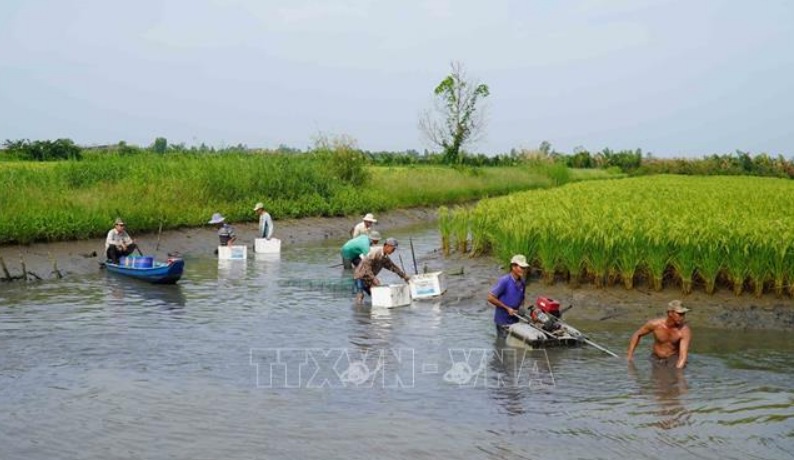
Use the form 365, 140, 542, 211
0, 256, 11, 280
19, 253, 28, 282
155, 220, 164, 251
48, 251, 63, 279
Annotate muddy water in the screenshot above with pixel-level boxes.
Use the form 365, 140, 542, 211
1, 227, 793, 460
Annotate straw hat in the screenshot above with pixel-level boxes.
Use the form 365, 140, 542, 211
363, 213, 377, 223
208, 213, 226, 224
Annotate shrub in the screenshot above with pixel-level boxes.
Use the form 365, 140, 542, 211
2, 139, 82, 161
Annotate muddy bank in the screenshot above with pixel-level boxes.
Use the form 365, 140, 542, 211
419, 251, 794, 332
3, 206, 793, 330
0, 207, 436, 281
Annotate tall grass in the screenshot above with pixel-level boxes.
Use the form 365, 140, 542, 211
446, 175, 794, 297
0, 155, 574, 244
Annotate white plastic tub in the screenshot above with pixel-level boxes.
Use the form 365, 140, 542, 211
218, 245, 248, 260
409, 271, 447, 299
255, 238, 281, 254
371, 284, 412, 308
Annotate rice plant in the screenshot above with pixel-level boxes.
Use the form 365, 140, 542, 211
437, 206, 452, 256
451, 207, 470, 254
458, 175, 794, 297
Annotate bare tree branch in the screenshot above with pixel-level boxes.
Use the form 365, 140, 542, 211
418, 62, 490, 163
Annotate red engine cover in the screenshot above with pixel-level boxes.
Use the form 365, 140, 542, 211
535, 297, 561, 314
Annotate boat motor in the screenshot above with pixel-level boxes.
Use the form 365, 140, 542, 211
530, 297, 563, 332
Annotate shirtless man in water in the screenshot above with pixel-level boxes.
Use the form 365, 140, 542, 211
627, 300, 692, 369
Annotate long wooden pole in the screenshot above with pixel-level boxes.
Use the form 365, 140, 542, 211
409, 237, 418, 275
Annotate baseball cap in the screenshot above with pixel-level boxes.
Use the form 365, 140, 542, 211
510, 254, 529, 268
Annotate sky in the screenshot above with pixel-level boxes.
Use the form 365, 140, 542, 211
1, 0, 792, 156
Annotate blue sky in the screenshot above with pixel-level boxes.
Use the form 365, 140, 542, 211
1, 0, 792, 156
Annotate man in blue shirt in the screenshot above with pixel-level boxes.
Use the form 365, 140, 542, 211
487, 254, 530, 338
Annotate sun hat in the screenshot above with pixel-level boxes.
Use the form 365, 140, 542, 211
384, 237, 398, 247
667, 300, 690, 314
510, 254, 530, 268
368, 231, 382, 241
363, 213, 377, 223
253, 202, 265, 211
114, 218, 125, 225
208, 213, 226, 224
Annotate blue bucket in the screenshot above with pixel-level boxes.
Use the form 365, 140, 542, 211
120, 256, 154, 268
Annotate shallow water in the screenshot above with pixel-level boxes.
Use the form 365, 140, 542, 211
1, 228, 793, 460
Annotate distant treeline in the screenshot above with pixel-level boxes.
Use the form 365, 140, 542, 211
3, 138, 793, 179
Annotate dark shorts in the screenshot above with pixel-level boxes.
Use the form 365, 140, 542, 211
342, 256, 362, 270
106, 244, 137, 263
649, 353, 679, 367
495, 323, 510, 339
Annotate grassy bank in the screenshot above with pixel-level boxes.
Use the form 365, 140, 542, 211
442, 175, 794, 297
0, 153, 615, 244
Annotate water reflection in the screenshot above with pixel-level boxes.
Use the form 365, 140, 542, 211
487, 342, 560, 417
629, 360, 691, 430
217, 260, 248, 280
106, 276, 187, 310
2, 226, 794, 460
349, 303, 394, 350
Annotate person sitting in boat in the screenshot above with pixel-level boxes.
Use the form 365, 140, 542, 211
626, 300, 692, 369
487, 254, 530, 338
353, 237, 410, 303
209, 213, 237, 246
341, 231, 381, 269
253, 202, 274, 239
105, 218, 138, 264
351, 213, 377, 238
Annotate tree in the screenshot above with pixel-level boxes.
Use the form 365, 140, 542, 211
153, 137, 168, 154
2, 139, 82, 161
419, 62, 490, 164
539, 141, 552, 156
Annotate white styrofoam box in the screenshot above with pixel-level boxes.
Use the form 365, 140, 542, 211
218, 245, 248, 260
255, 238, 281, 254
371, 284, 412, 308
409, 271, 447, 299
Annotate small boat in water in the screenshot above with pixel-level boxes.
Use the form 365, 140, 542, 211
106, 257, 185, 284
505, 320, 585, 349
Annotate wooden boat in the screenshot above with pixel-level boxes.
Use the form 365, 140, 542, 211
106, 258, 185, 284
506, 318, 585, 349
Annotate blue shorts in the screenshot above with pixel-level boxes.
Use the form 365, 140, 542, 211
354, 279, 371, 296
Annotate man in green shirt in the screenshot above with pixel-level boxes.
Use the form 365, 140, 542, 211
341, 231, 381, 269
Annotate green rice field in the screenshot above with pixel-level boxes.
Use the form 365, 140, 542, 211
442, 175, 794, 297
